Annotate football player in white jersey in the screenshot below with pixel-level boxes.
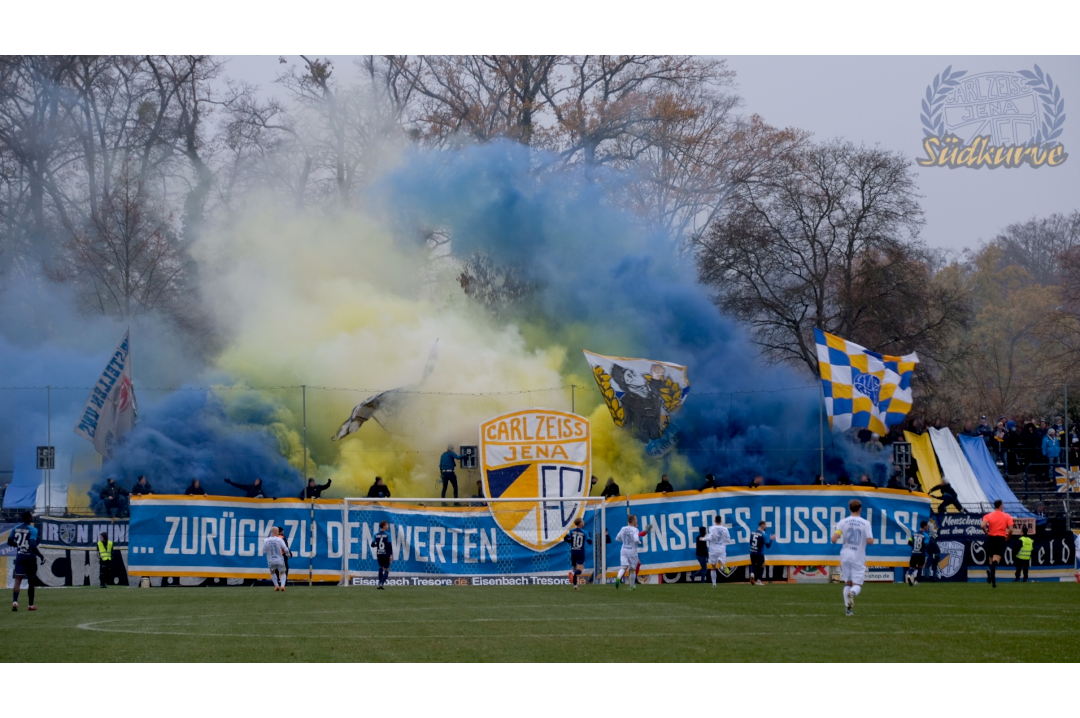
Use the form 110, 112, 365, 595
614, 515, 653, 590
264, 526, 291, 592
831, 499, 875, 616
706, 515, 731, 587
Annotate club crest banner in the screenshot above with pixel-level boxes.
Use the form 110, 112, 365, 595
583, 350, 689, 458
480, 409, 590, 551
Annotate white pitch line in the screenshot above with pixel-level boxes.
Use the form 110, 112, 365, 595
74, 624, 1080, 640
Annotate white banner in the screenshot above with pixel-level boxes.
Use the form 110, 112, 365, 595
74, 331, 138, 458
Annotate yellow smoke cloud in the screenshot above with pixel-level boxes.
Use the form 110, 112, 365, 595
193, 199, 571, 495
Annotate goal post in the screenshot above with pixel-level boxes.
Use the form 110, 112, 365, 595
341, 496, 607, 587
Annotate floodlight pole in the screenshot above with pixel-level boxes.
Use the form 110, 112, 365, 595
1066, 382, 1072, 531
303, 385, 313, 586
46, 385, 51, 517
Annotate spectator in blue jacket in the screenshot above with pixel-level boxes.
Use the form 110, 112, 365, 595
439, 445, 462, 499
1043, 429, 1062, 464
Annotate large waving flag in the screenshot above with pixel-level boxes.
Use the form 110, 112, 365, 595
333, 341, 439, 441
583, 350, 689, 458
74, 330, 138, 458
814, 328, 917, 435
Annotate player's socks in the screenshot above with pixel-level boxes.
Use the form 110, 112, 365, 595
12, 588, 18, 604
710, 569, 716, 586
842, 586, 850, 602
989, 564, 997, 586
27, 585, 34, 606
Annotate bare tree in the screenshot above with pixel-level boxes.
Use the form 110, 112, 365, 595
991, 211, 1080, 285
372, 55, 796, 244
57, 162, 190, 322
696, 140, 968, 378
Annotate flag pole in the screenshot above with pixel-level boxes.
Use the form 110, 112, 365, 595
819, 383, 825, 482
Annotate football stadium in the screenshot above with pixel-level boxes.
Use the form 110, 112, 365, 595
2, 38, 1079, 680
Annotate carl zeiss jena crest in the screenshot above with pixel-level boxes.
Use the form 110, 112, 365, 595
480, 409, 591, 552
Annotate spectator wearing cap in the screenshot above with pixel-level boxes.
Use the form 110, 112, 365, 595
300, 477, 332, 499
1043, 429, 1062, 479
100, 478, 128, 518
977, 416, 993, 446
366, 477, 391, 498
699, 473, 718, 491
1054, 416, 1065, 437
131, 475, 153, 496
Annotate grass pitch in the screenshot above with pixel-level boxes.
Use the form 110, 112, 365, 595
4, 580, 1080, 662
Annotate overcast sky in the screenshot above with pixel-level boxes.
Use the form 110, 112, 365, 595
225, 55, 1079, 255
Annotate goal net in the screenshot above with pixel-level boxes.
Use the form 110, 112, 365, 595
341, 497, 607, 587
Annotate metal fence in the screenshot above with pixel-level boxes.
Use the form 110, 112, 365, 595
0, 385, 578, 517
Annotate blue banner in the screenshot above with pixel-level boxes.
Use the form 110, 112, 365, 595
127, 496, 603, 580
128, 497, 347, 580
128, 488, 931, 581
606, 487, 932, 575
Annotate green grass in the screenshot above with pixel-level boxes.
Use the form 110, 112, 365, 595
4, 581, 1080, 661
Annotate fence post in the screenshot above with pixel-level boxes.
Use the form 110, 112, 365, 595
302, 385, 308, 481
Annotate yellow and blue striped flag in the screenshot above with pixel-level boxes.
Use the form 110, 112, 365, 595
814, 328, 918, 435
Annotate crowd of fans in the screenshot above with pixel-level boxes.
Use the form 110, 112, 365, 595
96, 475, 343, 517
871, 413, 1079, 475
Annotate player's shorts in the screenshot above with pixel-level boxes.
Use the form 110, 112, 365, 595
570, 550, 585, 567
909, 553, 926, 569
708, 549, 727, 565
986, 536, 1007, 557
377, 555, 392, 569
840, 559, 866, 585
620, 549, 639, 568
267, 560, 286, 574
750, 554, 765, 567
14, 555, 38, 579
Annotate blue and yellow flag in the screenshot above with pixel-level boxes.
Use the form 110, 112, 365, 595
814, 329, 918, 435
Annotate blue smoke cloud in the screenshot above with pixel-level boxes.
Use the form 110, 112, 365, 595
94, 389, 301, 504
375, 142, 889, 486
0, 277, 304, 508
